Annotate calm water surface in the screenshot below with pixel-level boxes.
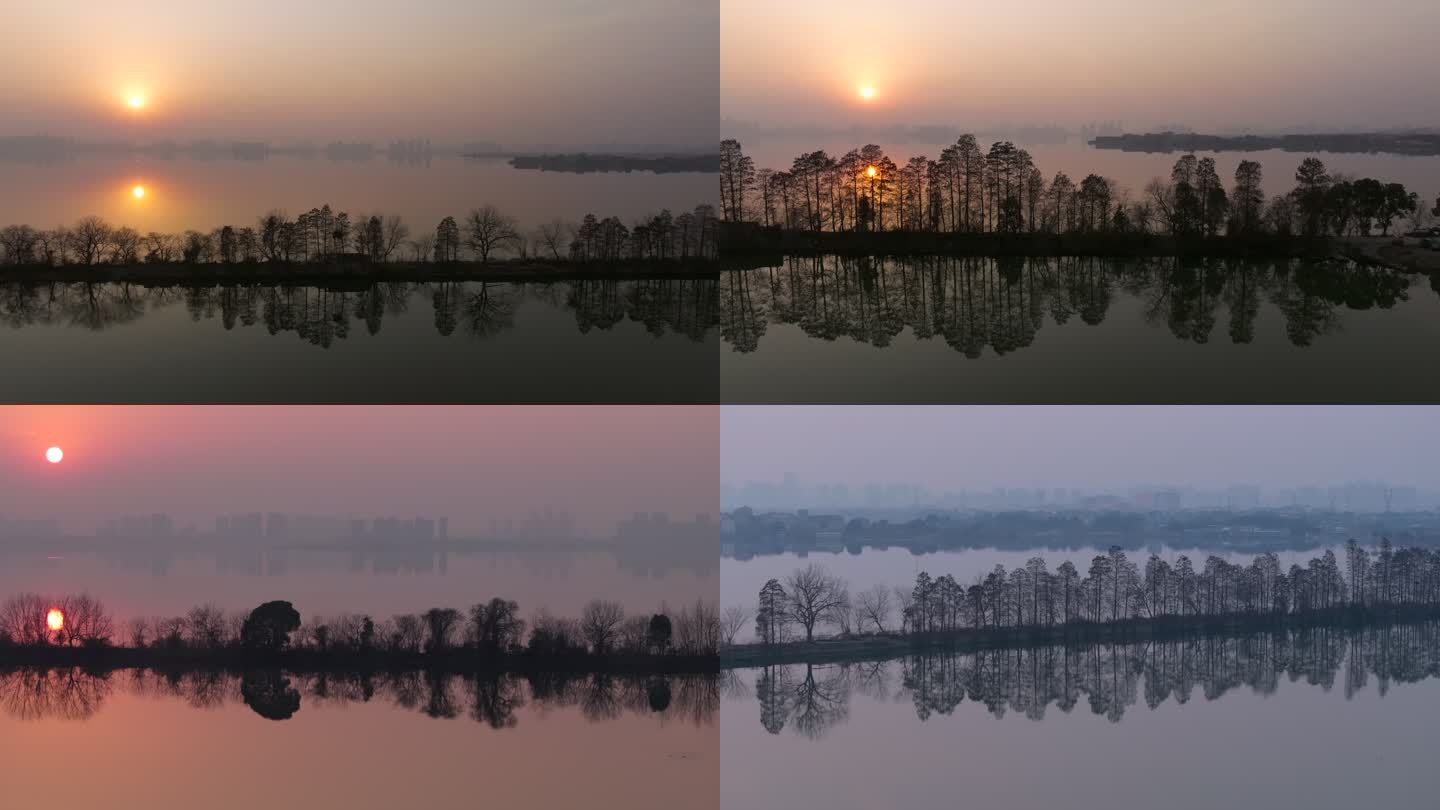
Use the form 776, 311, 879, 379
0, 279, 717, 402
0, 547, 716, 623
0, 668, 718, 810
0, 154, 714, 233
721, 258, 1440, 402
722, 622, 1440, 810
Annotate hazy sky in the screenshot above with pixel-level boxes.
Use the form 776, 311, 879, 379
5, 0, 717, 146
722, 0, 1440, 131
0, 406, 717, 533
722, 406, 1440, 490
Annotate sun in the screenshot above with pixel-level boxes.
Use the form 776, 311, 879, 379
45, 446, 64, 464
858, 86, 876, 100
132, 185, 146, 199
47, 609, 65, 632
127, 94, 146, 110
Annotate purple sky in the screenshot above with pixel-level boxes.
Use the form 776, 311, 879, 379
721, 406, 1440, 490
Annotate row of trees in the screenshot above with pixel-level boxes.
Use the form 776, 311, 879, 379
743, 541, 1440, 644
720, 138, 1437, 238
0, 595, 722, 658
0, 204, 717, 267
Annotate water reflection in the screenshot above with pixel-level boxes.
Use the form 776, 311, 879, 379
729, 620, 1440, 737
723, 256, 1430, 355
1, 278, 717, 348
0, 666, 718, 726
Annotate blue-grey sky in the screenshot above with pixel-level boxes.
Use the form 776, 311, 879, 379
721, 406, 1440, 490
5, 0, 717, 146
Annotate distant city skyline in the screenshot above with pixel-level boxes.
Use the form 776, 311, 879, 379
723, 474, 1435, 513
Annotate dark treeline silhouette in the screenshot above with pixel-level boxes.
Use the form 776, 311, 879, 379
1092, 131, 1440, 157
733, 541, 1440, 649
0, 203, 717, 268
0, 278, 717, 347
0, 594, 721, 673
721, 256, 1429, 354
507, 153, 720, 174
0, 664, 718, 725
720, 138, 1433, 243
731, 618, 1440, 738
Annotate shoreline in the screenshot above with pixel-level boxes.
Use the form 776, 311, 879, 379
0, 259, 719, 285
0, 644, 718, 675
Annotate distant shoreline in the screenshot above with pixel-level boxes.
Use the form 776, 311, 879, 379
0, 259, 719, 285
721, 604, 1440, 669
1092, 132, 1440, 156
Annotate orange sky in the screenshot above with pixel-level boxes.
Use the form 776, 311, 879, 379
4, 0, 717, 146
723, 0, 1440, 131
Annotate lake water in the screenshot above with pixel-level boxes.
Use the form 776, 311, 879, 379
721, 543, 1338, 643
0, 279, 718, 402
721, 258, 1440, 403
0, 547, 717, 626
0, 667, 718, 810
721, 622, 1440, 810
0, 154, 715, 234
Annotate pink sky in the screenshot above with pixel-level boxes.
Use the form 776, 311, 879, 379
0, 406, 718, 534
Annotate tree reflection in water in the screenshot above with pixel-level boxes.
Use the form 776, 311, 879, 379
737, 620, 1440, 738
721, 256, 1426, 355
0, 279, 718, 348
0, 668, 718, 726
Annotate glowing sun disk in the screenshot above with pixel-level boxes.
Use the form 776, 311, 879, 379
132, 185, 146, 199
45, 446, 64, 464
127, 95, 146, 109
858, 86, 876, 99
47, 609, 64, 632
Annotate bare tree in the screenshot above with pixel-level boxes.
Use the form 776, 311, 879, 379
58, 594, 114, 647
381, 215, 409, 261
720, 605, 752, 646
579, 600, 626, 654
0, 593, 50, 645
856, 585, 894, 634
784, 564, 850, 642
409, 233, 436, 262
127, 617, 150, 648
537, 219, 569, 259
67, 216, 113, 265
463, 205, 521, 262
184, 604, 227, 649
